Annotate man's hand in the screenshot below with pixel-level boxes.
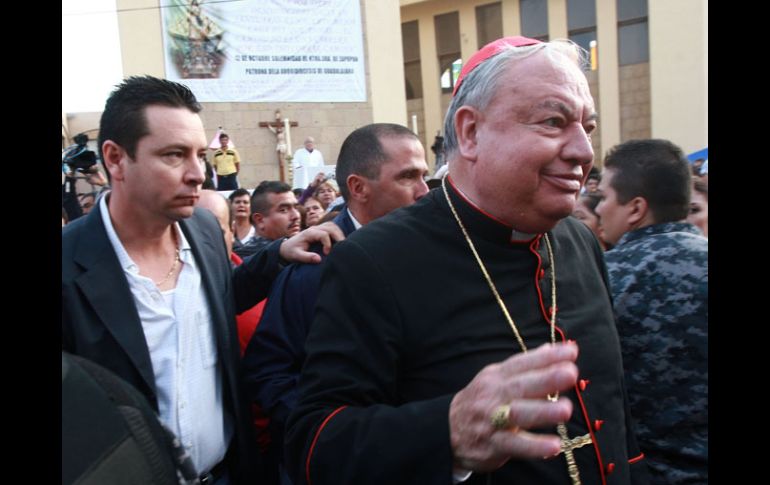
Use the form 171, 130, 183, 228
311, 172, 326, 188
449, 342, 579, 472
279, 221, 345, 264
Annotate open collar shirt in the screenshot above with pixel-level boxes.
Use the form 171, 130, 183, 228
99, 194, 231, 474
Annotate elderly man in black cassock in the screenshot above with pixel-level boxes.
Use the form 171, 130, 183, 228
286, 37, 650, 485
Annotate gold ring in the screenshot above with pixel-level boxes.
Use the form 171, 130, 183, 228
490, 404, 511, 430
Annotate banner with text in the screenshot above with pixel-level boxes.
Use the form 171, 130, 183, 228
161, 0, 366, 102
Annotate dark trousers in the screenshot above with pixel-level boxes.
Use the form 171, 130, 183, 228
217, 174, 239, 191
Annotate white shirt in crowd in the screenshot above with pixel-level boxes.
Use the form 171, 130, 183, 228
292, 147, 325, 188
100, 195, 232, 474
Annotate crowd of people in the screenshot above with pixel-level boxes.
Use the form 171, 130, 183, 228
62, 35, 707, 485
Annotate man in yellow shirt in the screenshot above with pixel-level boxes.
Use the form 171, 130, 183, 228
213, 133, 240, 190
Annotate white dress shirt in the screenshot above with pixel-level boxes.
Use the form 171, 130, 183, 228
100, 195, 232, 474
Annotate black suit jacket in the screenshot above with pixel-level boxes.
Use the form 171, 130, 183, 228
62, 201, 281, 483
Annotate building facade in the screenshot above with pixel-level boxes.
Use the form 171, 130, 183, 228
400, 0, 707, 168
63, 0, 707, 186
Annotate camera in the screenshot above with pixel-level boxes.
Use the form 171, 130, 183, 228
62, 133, 98, 173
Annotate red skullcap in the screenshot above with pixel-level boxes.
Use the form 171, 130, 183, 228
452, 36, 542, 97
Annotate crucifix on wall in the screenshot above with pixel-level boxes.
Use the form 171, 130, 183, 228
259, 109, 298, 183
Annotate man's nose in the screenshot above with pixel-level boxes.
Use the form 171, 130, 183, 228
188, 156, 205, 184
562, 124, 594, 166
414, 177, 429, 200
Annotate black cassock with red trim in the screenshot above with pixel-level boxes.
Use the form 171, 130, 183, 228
286, 183, 649, 485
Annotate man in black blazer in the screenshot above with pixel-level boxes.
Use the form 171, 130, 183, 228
62, 76, 342, 484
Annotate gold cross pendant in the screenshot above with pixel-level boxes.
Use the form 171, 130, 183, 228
555, 422, 592, 485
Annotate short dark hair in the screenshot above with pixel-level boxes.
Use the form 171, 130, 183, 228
250, 181, 292, 216
603, 139, 691, 223
219, 133, 229, 140
228, 188, 250, 202
98, 76, 201, 164
336, 123, 418, 201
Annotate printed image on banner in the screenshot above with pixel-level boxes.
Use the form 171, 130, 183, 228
161, 0, 367, 103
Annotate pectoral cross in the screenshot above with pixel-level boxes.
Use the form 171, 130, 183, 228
259, 109, 298, 182
555, 423, 592, 485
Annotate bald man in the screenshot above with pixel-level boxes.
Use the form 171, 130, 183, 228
197, 190, 234, 257
292, 136, 325, 189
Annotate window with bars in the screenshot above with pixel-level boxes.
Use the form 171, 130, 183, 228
435, 11, 462, 94
476, 2, 503, 48
617, 0, 649, 65
402, 20, 423, 99
568, 0, 597, 67
520, 0, 549, 41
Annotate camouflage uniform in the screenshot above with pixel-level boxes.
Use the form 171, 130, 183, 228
605, 222, 708, 484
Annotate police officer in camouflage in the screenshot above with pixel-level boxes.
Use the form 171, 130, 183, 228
596, 139, 707, 484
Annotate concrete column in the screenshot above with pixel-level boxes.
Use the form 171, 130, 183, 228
116, 0, 165, 77
548, 0, 568, 39
649, 0, 708, 152
365, 0, 408, 125
418, 14, 443, 163
458, 2, 478, 61
596, 0, 621, 159
501, 0, 522, 36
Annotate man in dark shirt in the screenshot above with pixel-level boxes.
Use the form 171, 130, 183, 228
597, 139, 708, 484
243, 123, 429, 480
285, 38, 648, 485
235, 181, 301, 259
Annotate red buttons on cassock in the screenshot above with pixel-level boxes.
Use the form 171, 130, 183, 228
593, 419, 604, 431
539, 268, 545, 279
579, 379, 589, 391
606, 463, 615, 474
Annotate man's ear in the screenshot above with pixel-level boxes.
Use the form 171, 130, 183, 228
346, 174, 369, 203
627, 197, 649, 226
251, 213, 264, 230
455, 106, 481, 162
101, 141, 127, 181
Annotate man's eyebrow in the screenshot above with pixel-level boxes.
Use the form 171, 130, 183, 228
536, 100, 598, 122
397, 167, 425, 177
535, 100, 574, 116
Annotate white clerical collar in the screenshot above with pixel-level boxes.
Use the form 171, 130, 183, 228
509, 229, 538, 243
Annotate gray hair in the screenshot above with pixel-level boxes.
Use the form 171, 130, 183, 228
443, 39, 589, 158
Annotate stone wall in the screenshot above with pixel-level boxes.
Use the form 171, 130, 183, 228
619, 62, 651, 144
199, 102, 372, 189
202, 0, 376, 190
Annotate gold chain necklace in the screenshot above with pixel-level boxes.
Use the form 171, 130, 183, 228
153, 230, 181, 287
441, 176, 589, 485
153, 248, 180, 287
